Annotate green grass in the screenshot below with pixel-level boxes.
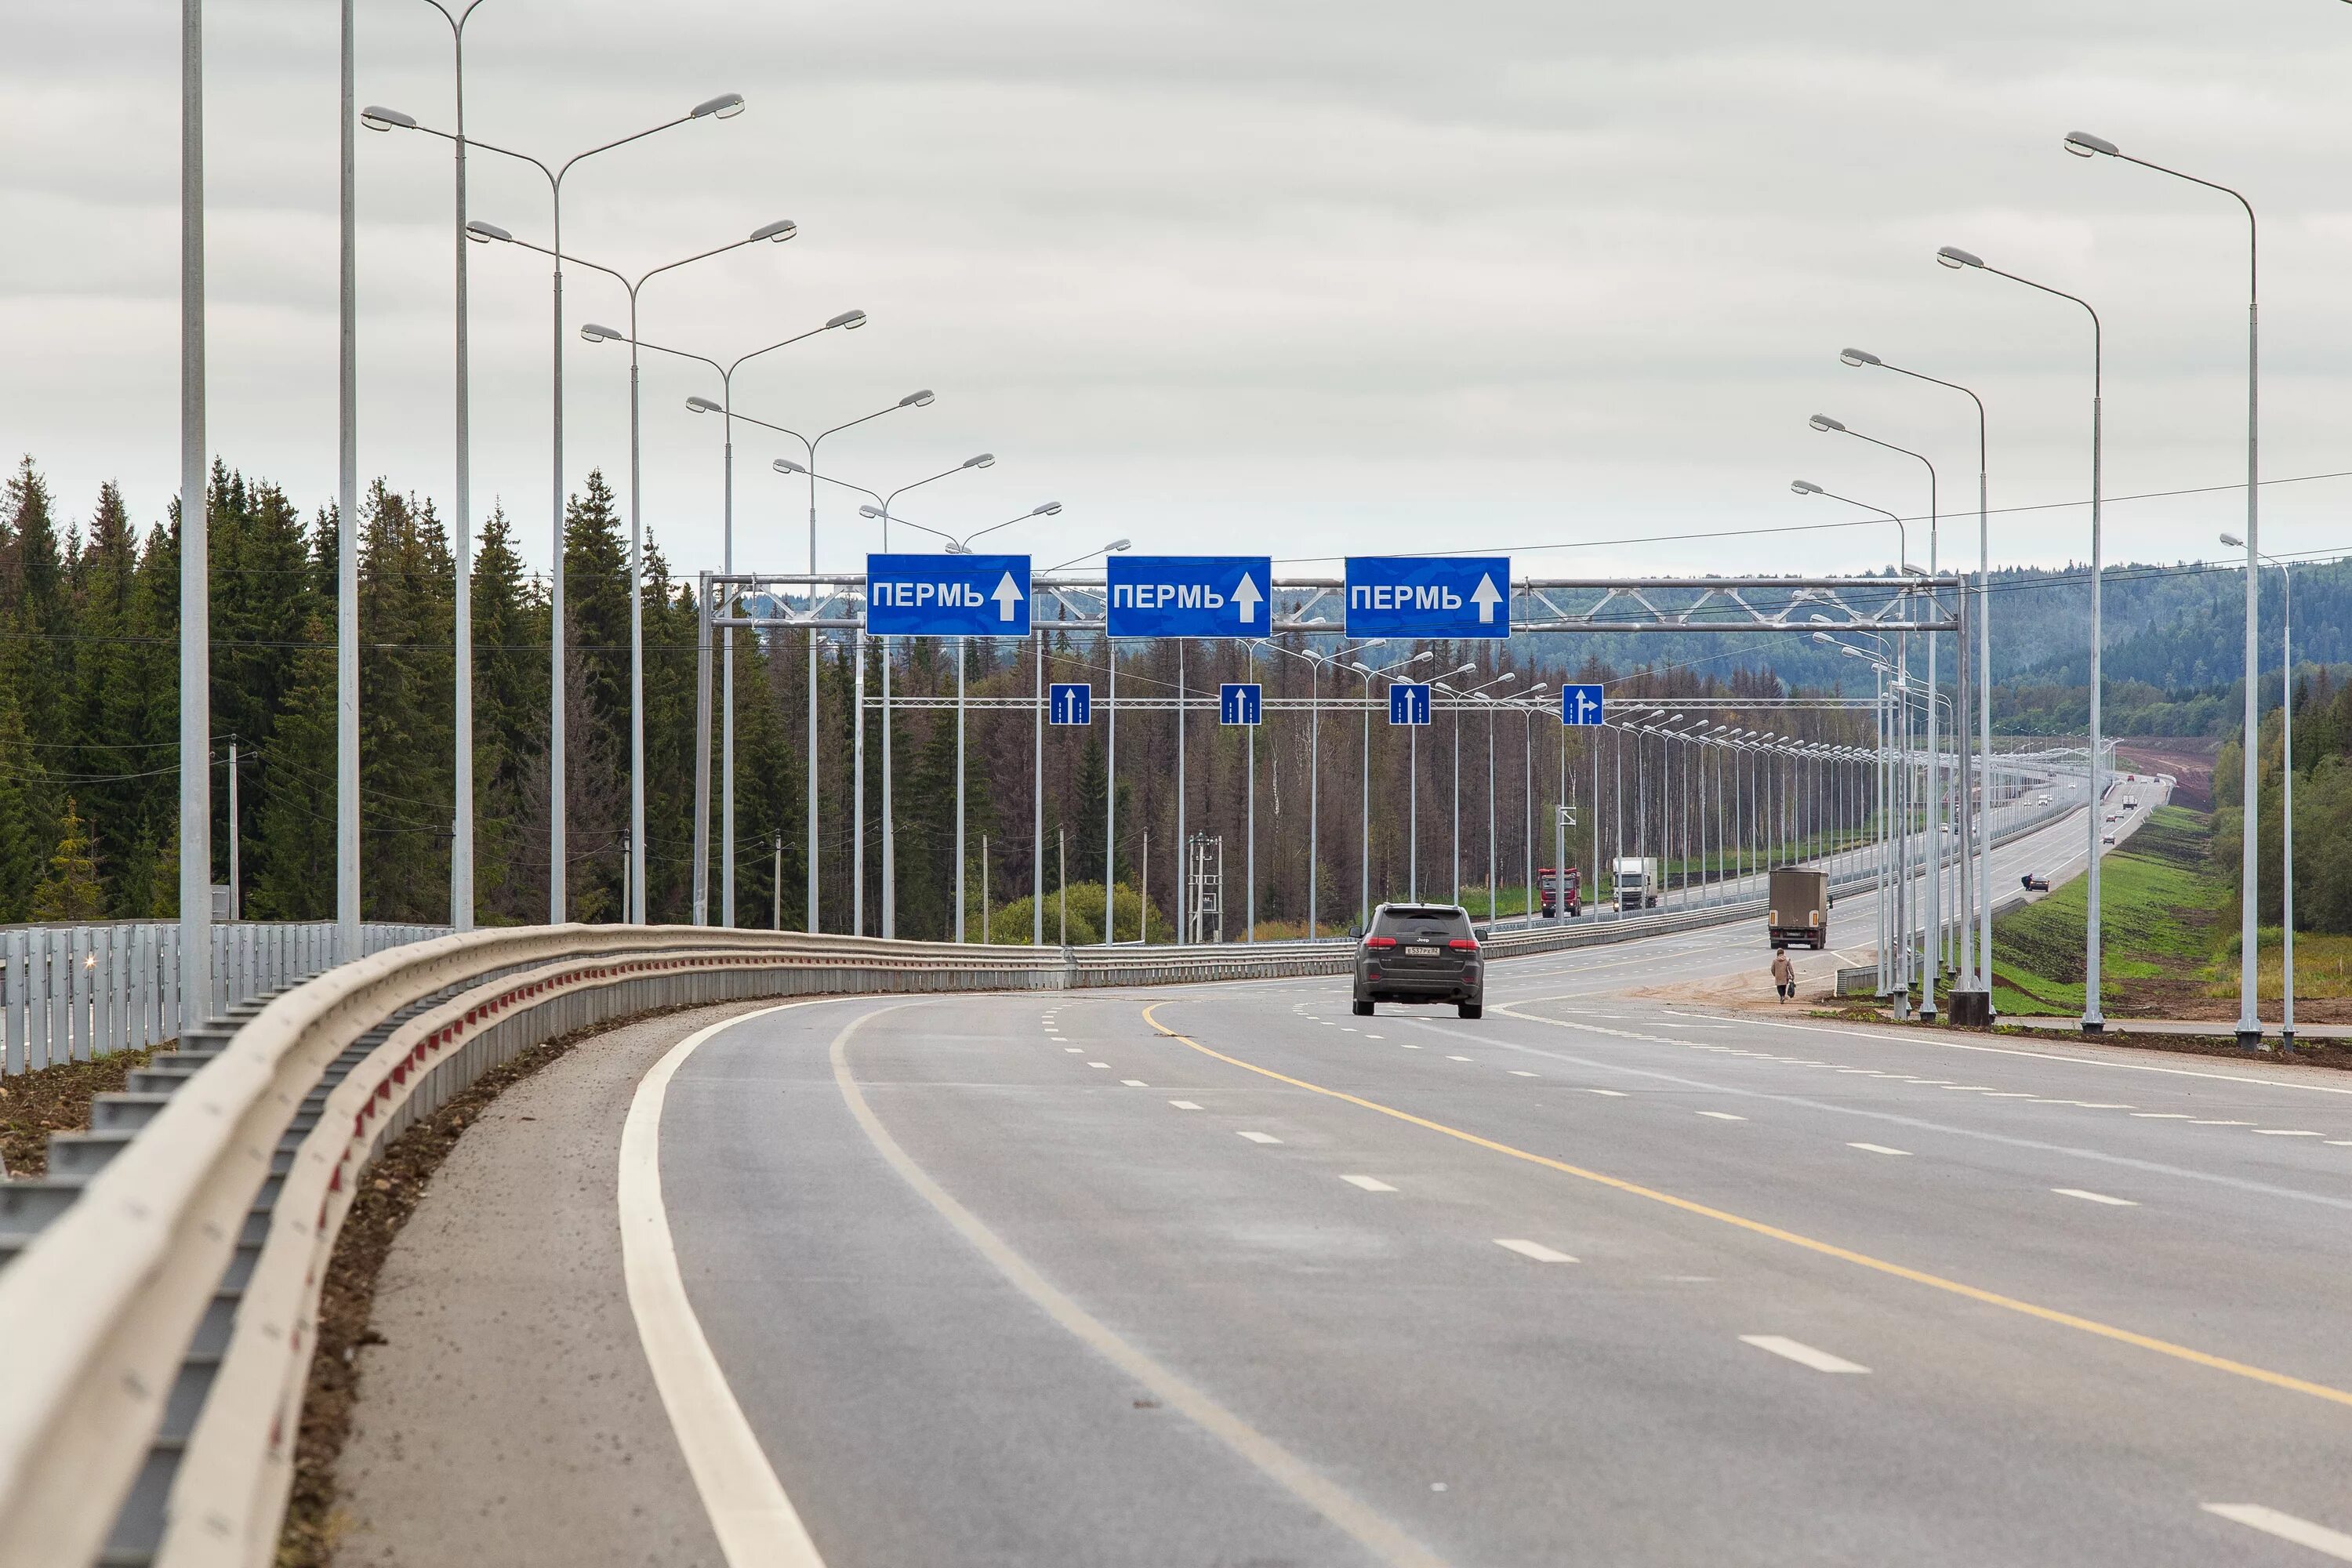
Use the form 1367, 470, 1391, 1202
1989, 805, 2230, 1016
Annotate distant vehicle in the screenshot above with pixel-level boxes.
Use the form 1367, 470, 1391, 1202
1537, 866, 1581, 919
2102, 833, 2117, 845
1767, 867, 1830, 950
1353, 903, 1483, 1019
1611, 856, 1661, 911
2021, 873, 2051, 893
2036, 794, 2052, 806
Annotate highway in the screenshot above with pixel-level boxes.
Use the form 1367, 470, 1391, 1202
334, 793, 2352, 1568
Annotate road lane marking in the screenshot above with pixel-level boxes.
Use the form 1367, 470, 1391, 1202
2190, 1119, 2254, 1125
1365, 1034, 1385, 1040
1697, 1111, 1747, 1121
1447, 1055, 1474, 1062
1170, 1101, 1203, 1110
1121, 1080, 1149, 1087
1588, 1088, 1628, 1097
2054, 1189, 2138, 1206
1740, 1335, 1870, 1374
621, 1004, 830, 1568
2202, 1503, 2352, 1561
1494, 1239, 1576, 1263
2256, 1129, 2324, 1138
1087, 1062, 1111, 1069
1341, 1175, 1398, 1192
1509, 1069, 1539, 1078
2132, 1112, 2193, 1119
1238, 1131, 1283, 1144
1144, 1000, 2352, 1414
1849, 1143, 1910, 1156
830, 1007, 1446, 1568
1065, 1047, 1083, 1053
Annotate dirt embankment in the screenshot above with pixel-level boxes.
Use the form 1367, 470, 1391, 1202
0, 1048, 157, 1176
2118, 736, 2219, 811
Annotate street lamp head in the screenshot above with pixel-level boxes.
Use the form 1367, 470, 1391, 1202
964, 453, 995, 469
1839, 347, 1882, 368
1936, 245, 1984, 270
1791, 479, 1823, 495
1496, 672, 1519, 684
2063, 130, 2120, 159
360, 105, 416, 132
1410, 652, 1434, 665
1813, 630, 1835, 644
464, 220, 512, 245
901, 390, 936, 408
750, 218, 797, 243
826, 309, 868, 331
685, 395, 723, 415
858, 505, 884, 519
1106, 538, 1131, 552
772, 458, 808, 475
2220, 532, 2245, 548
691, 93, 746, 120
1032, 502, 1062, 516
1808, 414, 1846, 434
579, 322, 624, 343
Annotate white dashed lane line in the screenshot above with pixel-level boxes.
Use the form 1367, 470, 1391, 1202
1341, 1175, 1398, 1192
1087, 1062, 1110, 1070
1740, 1335, 1870, 1374
1494, 1239, 1577, 1263
1587, 1089, 1628, 1098
1170, 1101, 1203, 1110
1237, 1131, 1283, 1145
1697, 1111, 1748, 1122
1509, 1070, 1539, 1078
2256, 1129, 2325, 1138
1121, 1080, 1149, 1087
2054, 1189, 2139, 1207
1849, 1142, 1911, 1156
2202, 1502, 2352, 1562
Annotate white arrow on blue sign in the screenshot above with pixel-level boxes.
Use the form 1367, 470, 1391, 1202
1050, 683, 1092, 725
866, 553, 1031, 637
1219, 683, 1262, 726
1388, 682, 1432, 726
1345, 556, 1511, 640
1106, 556, 1272, 638
1559, 684, 1605, 726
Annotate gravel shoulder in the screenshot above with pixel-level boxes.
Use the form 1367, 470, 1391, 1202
328, 1001, 771, 1568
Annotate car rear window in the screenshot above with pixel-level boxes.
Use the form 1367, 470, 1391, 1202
1372, 907, 1473, 938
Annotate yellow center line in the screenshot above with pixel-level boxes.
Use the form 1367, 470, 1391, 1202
1140, 1000, 2352, 1414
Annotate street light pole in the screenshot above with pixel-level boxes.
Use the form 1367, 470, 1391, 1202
2227, 533, 2293, 1047
2066, 132, 2261, 1049
338, 0, 359, 960
365, 90, 747, 923
182, 0, 209, 1007
1938, 243, 2106, 1032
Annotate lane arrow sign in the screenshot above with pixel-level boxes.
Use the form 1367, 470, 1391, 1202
1471, 572, 1504, 624
993, 572, 1023, 622
1231, 573, 1263, 625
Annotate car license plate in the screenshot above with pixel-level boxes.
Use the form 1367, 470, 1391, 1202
1406, 944, 1440, 956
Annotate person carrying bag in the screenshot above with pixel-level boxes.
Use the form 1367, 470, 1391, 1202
1770, 951, 1796, 1004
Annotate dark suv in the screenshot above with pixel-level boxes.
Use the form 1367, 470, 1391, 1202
1352, 904, 1484, 1018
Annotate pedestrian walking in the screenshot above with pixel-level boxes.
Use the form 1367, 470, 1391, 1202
1770, 951, 1796, 1004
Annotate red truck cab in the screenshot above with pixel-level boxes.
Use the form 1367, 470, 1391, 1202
1538, 867, 1581, 919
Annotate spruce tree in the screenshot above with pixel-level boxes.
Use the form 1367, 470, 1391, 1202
32, 797, 106, 923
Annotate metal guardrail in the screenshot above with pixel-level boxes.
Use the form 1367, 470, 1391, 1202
0, 790, 2092, 1567
0, 922, 448, 1077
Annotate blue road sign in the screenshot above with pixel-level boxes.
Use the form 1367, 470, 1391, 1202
1220, 682, 1262, 726
1344, 556, 1511, 640
1388, 682, 1432, 726
1105, 556, 1273, 638
1050, 682, 1092, 725
1560, 684, 1606, 726
866, 553, 1031, 637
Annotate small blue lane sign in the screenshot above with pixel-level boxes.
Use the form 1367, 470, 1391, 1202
1560, 684, 1606, 726
1106, 555, 1272, 639
1220, 682, 1262, 726
1388, 682, 1432, 726
866, 553, 1031, 637
1050, 682, 1092, 725
1345, 556, 1511, 640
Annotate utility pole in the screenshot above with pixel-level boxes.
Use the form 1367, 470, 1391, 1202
337, 0, 361, 960
181, 0, 212, 1014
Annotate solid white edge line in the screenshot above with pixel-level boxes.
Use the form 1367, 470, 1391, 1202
620, 1002, 829, 1568
2204, 1502, 2352, 1561
1739, 1334, 1870, 1374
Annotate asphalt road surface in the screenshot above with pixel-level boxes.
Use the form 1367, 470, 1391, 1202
610, 797, 2352, 1568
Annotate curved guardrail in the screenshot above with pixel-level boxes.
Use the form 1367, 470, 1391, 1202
0, 791, 2086, 1567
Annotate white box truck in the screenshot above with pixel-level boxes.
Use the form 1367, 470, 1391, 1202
1612, 856, 1660, 912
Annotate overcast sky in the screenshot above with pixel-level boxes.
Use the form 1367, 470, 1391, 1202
6, 0, 2351, 586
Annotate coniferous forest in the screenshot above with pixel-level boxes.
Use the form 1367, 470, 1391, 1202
1, 456, 1877, 938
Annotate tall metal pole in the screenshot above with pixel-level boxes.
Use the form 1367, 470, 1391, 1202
1359, 669, 1370, 927
1032, 626, 1044, 944
1409, 724, 1419, 901
852, 625, 866, 934
1245, 641, 1256, 941
956, 637, 967, 941
227, 740, 239, 919
549, 187, 568, 924
1105, 636, 1116, 940
432, 0, 481, 932
719, 405, 733, 926
691, 576, 711, 923
1177, 642, 1187, 941
180, 0, 212, 1007
337, 0, 361, 958
2281, 559, 2295, 1048
626, 339, 646, 920
1306, 655, 1319, 938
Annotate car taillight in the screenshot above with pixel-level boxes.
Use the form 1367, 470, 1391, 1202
1449, 938, 1479, 951
1364, 935, 1396, 948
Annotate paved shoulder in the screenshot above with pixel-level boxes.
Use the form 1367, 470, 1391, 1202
332, 1004, 772, 1568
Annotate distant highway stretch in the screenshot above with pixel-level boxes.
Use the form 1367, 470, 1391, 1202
334, 792, 2352, 1567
